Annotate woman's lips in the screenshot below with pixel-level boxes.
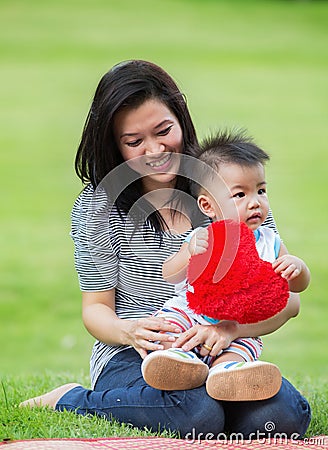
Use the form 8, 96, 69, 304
146, 152, 173, 171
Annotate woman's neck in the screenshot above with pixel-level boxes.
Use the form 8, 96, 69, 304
142, 175, 175, 193
141, 177, 176, 209
141, 177, 192, 234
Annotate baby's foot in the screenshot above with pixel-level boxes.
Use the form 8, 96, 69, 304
19, 383, 81, 409
141, 348, 209, 391
206, 360, 282, 401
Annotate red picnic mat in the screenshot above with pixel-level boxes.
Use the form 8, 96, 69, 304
0, 437, 327, 449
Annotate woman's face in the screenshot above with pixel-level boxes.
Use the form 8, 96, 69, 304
114, 98, 183, 192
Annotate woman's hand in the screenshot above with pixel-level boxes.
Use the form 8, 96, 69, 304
172, 321, 238, 357
82, 290, 181, 359
123, 317, 181, 359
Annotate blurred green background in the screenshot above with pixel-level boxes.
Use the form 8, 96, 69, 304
1, 0, 327, 385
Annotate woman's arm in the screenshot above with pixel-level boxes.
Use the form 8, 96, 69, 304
82, 290, 126, 346
173, 292, 300, 354
82, 290, 181, 359
231, 291, 300, 337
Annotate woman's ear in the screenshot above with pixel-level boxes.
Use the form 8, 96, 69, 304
197, 194, 217, 219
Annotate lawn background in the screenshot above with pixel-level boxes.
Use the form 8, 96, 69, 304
0, 0, 327, 426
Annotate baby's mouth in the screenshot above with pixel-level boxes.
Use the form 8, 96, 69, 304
146, 152, 172, 168
248, 213, 262, 221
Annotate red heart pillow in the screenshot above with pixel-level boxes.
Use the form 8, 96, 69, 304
186, 220, 289, 324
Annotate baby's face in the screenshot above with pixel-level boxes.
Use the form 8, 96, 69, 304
202, 162, 270, 230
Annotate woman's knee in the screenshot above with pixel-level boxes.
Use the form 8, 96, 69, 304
223, 378, 311, 438
95, 349, 144, 391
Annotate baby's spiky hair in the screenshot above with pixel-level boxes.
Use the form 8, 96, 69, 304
190, 128, 270, 197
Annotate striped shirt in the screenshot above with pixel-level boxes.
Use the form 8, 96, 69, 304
71, 183, 278, 388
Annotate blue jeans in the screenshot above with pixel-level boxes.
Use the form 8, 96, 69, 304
56, 348, 311, 439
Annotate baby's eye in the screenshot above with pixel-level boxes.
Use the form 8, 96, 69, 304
157, 125, 173, 136
126, 139, 142, 147
233, 192, 245, 199
258, 188, 266, 195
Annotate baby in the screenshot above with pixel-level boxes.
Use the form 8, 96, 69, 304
141, 129, 310, 401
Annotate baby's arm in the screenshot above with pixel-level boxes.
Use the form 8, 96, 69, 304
162, 227, 209, 284
272, 242, 310, 293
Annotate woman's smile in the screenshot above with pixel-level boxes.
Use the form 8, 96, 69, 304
146, 152, 173, 170
114, 98, 183, 189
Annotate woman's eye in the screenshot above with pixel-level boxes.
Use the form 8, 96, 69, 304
126, 139, 142, 147
157, 125, 173, 136
233, 192, 245, 199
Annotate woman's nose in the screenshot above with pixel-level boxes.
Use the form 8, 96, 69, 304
145, 140, 165, 155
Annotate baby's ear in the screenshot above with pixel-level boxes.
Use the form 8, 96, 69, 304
197, 194, 217, 219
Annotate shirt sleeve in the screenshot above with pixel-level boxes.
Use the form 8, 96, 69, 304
70, 184, 119, 292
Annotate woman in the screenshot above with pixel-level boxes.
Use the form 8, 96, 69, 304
21, 60, 311, 439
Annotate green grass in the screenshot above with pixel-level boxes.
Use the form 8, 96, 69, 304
0, 374, 177, 441
0, 374, 327, 440
0, 0, 327, 439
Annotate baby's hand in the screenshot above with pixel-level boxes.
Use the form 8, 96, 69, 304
272, 254, 303, 281
188, 228, 209, 256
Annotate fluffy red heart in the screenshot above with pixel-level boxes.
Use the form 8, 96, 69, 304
186, 220, 289, 324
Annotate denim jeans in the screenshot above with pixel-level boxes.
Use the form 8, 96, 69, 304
56, 348, 311, 439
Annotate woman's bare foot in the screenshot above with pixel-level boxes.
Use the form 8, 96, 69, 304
19, 383, 81, 409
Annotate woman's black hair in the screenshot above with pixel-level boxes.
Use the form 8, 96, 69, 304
75, 60, 200, 232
